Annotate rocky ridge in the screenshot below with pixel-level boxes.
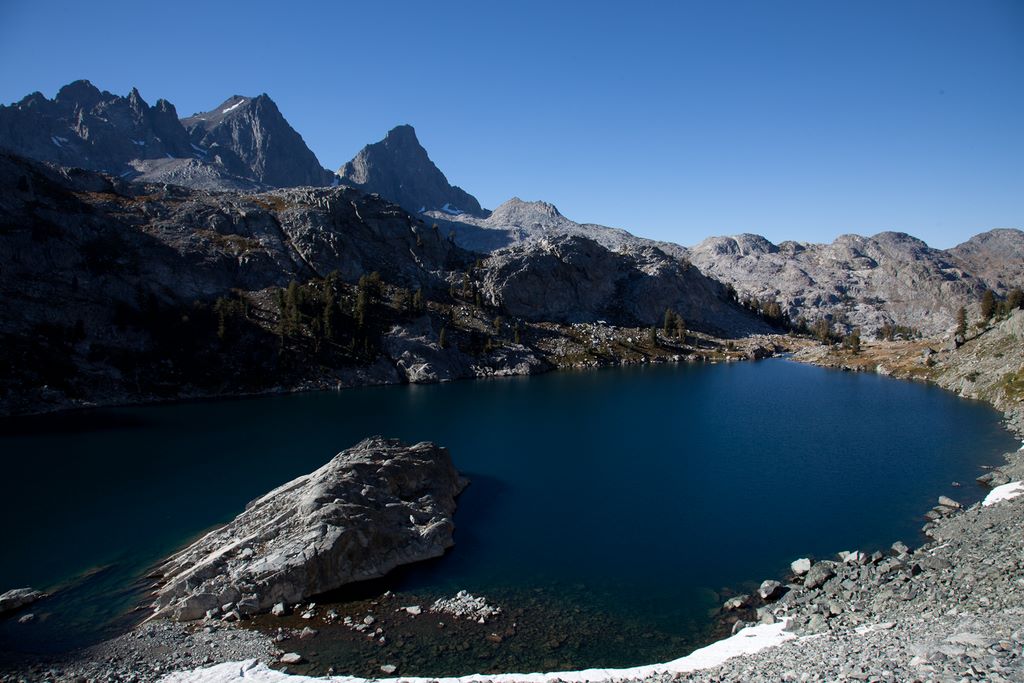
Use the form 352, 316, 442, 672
430, 197, 689, 261
683, 230, 1024, 336
151, 438, 468, 622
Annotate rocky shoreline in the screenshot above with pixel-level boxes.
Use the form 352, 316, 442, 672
0, 324, 785, 422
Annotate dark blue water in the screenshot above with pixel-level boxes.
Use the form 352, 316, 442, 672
0, 360, 1015, 662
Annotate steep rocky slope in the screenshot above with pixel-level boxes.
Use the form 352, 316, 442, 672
337, 125, 484, 217
683, 231, 1024, 336
0, 150, 472, 414
0, 152, 765, 417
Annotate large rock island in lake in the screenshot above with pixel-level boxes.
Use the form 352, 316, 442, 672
150, 438, 467, 621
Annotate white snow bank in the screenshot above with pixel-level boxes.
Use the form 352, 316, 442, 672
160, 621, 794, 683
983, 481, 1024, 507
222, 99, 246, 114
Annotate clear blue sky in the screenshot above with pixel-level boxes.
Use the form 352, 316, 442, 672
1, 1, 1021, 248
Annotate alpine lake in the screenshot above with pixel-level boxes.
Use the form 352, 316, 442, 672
0, 359, 1016, 676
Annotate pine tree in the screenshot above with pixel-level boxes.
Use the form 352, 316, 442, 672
513, 322, 521, 345
323, 285, 336, 341
1007, 288, 1024, 311
355, 272, 380, 329
675, 315, 687, 343
955, 307, 967, 337
813, 318, 831, 343
647, 326, 658, 347
439, 326, 448, 349
663, 308, 675, 337
412, 287, 425, 314
981, 290, 996, 321
844, 328, 861, 354
275, 288, 287, 338
215, 297, 228, 340
285, 281, 300, 333
355, 288, 368, 329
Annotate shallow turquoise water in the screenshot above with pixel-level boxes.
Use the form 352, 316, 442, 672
0, 359, 1016, 662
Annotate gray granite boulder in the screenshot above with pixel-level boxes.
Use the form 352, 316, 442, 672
150, 438, 467, 621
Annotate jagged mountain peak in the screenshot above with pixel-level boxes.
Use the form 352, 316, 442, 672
0, 80, 332, 191
54, 79, 103, 107
383, 123, 419, 143
337, 125, 485, 217
0, 80, 194, 173
182, 92, 332, 188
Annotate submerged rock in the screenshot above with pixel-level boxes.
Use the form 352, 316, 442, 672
0, 588, 45, 618
150, 438, 468, 621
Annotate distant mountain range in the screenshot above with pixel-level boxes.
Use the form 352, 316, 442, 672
1, 79, 1021, 337
0, 80, 332, 191
682, 230, 1024, 336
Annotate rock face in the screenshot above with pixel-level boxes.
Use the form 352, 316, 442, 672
181, 95, 334, 188
683, 230, 1024, 336
151, 438, 467, 621
337, 125, 485, 217
0, 81, 333, 191
478, 235, 769, 334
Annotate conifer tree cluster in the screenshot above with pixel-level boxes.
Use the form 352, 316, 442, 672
662, 308, 688, 342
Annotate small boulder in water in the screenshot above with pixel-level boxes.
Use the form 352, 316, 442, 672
0, 588, 45, 618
